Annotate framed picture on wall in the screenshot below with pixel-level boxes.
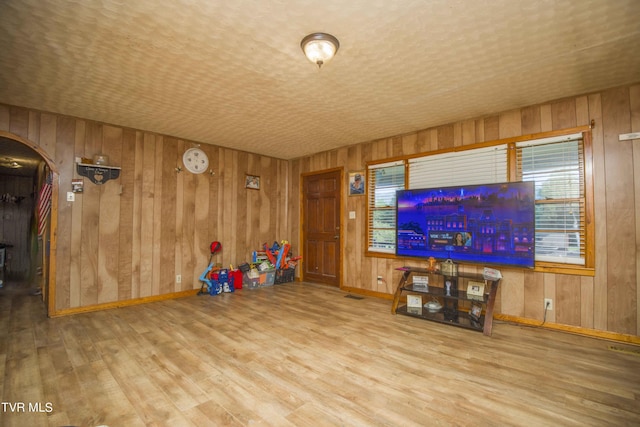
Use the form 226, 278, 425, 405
245, 174, 260, 190
348, 171, 365, 196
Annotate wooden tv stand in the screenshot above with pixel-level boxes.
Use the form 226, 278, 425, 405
391, 266, 501, 336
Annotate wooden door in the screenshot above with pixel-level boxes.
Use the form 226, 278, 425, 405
302, 169, 342, 287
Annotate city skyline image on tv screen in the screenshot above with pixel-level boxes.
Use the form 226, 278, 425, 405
396, 181, 535, 268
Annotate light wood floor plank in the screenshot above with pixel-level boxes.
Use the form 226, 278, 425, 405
1, 280, 639, 426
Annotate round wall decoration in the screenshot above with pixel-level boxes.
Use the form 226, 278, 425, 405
182, 147, 209, 174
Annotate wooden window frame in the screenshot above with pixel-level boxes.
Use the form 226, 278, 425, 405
365, 125, 595, 276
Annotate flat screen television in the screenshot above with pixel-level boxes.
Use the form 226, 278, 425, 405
395, 181, 535, 268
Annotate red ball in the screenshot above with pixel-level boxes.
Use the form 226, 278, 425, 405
210, 241, 222, 255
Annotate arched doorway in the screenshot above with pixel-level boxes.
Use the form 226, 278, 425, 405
0, 131, 58, 316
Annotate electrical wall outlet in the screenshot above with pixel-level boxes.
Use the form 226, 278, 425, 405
176, 274, 182, 284
544, 298, 553, 310
377, 275, 383, 285
66, 191, 75, 202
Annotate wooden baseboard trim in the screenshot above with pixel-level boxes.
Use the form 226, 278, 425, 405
494, 313, 640, 346
49, 289, 201, 317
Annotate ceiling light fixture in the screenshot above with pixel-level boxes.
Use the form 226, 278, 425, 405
301, 33, 340, 68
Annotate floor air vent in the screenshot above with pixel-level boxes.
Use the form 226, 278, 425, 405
608, 345, 640, 357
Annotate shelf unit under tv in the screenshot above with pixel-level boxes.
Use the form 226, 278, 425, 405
391, 266, 501, 336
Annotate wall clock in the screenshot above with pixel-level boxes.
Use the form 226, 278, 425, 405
182, 147, 209, 174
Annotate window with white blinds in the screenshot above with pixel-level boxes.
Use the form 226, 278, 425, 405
367, 161, 405, 253
516, 133, 585, 265
409, 145, 508, 188
366, 130, 591, 268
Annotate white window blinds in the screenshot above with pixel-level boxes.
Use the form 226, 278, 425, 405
516, 133, 585, 265
409, 145, 508, 189
367, 161, 405, 253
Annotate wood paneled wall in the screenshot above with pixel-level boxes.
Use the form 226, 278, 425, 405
0, 104, 290, 312
291, 84, 640, 337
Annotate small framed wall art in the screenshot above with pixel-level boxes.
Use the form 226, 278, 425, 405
245, 174, 260, 190
348, 171, 365, 196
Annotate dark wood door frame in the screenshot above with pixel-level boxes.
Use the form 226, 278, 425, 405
301, 167, 343, 287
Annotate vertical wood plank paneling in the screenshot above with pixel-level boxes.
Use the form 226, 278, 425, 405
80, 123, 102, 306
523, 271, 544, 320
290, 159, 301, 277
576, 96, 590, 126
219, 149, 234, 268
9, 106, 29, 139
346, 145, 361, 287
483, 116, 499, 141
540, 105, 553, 132
40, 114, 58, 159
461, 119, 476, 146
152, 137, 163, 295
237, 151, 250, 258
182, 144, 197, 289
437, 125, 454, 150
97, 125, 122, 303
175, 140, 185, 291
131, 132, 144, 298
632, 84, 640, 334
521, 106, 541, 134
193, 153, 210, 288
580, 275, 594, 329
475, 118, 485, 143
499, 110, 521, 139
544, 272, 557, 323
402, 133, 418, 155
139, 133, 156, 298
160, 137, 178, 295
118, 129, 136, 301
415, 129, 430, 153
589, 93, 608, 331
259, 155, 272, 242
69, 121, 86, 307
28, 111, 40, 143
453, 122, 462, 148
53, 117, 75, 308
551, 99, 577, 130
602, 87, 636, 334
206, 146, 220, 250
556, 274, 582, 326
500, 269, 524, 317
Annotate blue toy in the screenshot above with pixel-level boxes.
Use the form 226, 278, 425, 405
198, 241, 228, 296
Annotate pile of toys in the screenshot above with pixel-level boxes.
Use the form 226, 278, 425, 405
198, 240, 301, 295
242, 240, 301, 288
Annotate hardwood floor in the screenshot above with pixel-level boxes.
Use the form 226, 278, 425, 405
1, 279, 639, 427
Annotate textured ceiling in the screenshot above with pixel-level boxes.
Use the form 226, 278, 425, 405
1, 0, 639, 165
